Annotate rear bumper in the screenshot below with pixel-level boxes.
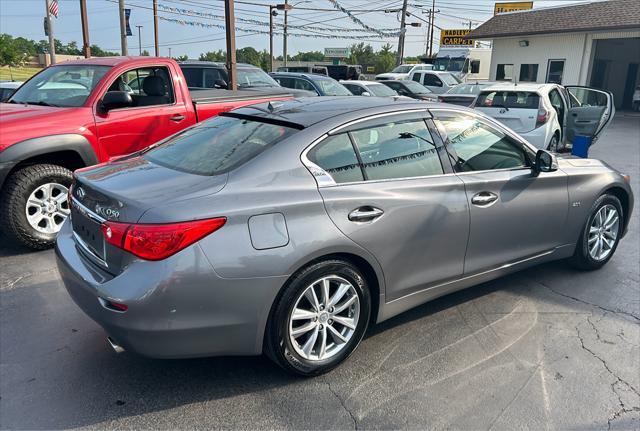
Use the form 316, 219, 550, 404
55, 221, 287, 358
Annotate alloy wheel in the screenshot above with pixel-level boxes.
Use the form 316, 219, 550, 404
25, 182, 70, 234
288, 275, 360, 361
588, 204, 619, 261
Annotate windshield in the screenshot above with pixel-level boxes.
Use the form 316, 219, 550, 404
144, 115, 298, 176
433, 58, 465, 72
315, 78, 352, 96
367, 84, 397, 97
391, 65, 413, 74
447, 84, 486, 95
439, 73, 459, 86
9, 65, 110, 107
403, 81, 432, 94
237, 68, 279, 88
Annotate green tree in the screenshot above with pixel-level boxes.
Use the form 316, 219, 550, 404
348, 42, 375, 66
374, 43, 396, 73
141, 50, 150, 56
199, 50, 226, 62
0, 34, 24, 67
174, 54, 189, 62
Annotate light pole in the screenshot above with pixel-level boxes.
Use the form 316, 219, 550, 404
136, 25, 143, 55
282, 0, 308, 67
269, 6, 277, 71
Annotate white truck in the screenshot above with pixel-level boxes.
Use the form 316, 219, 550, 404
433, 47, 492, 82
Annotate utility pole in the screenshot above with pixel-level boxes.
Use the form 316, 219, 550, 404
269, 6, 276, 71
283, 0, 289, 66
44, 0, 56, 64
168, 47, 172, 58
425, 8, 431, 56
429, 0, 435, 57
136, 25, 143, 55
153, 0, 159, 56
224, 0, 238, 90
118, 0, 128, 55
396, 0, 408, 66
79, 0, 90, 57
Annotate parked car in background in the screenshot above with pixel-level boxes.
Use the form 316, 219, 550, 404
270, 72, 352, 96
472, 83, 614, 151
375, 63, 432, 81
277, 65, 328, 76
0, 56, 292, 249
0, 81, 22, 102
340, 80, 400, 97
438, 81, 496, 107
179, 61, 315, 98
325, 64, 364, 81
56, 97, 633, 377
408, 70, 460, 94
633, 85, 640, 111
379, 80, 437, 101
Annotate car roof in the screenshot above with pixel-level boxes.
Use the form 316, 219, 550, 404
340, 80, 385, 86
179, 61, 256, 68
481, 83, 555, 92
270, 72, 332, 79
229, 96, 451, 128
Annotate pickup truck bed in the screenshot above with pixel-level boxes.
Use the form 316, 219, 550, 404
189, 88, 292, 122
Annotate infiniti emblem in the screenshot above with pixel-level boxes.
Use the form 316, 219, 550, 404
76, 187, 85, 199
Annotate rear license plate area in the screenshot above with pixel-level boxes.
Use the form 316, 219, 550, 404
71, 204, 105, 260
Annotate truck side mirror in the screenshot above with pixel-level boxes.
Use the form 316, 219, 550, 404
100, 91, 132, 112
533, 149, 558, 175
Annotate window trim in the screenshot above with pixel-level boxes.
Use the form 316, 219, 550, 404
99, 64, 177, 112
301, 109, 450, 187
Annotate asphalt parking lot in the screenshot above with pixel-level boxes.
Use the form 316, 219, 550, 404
1, 115, 639, 430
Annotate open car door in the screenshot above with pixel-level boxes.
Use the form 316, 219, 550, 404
564, 86, 614, 145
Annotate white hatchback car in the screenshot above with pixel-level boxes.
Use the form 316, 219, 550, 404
472, 83, 614, 150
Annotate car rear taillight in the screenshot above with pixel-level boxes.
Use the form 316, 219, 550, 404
535, 108, 549, 128
101, 217, 226, 261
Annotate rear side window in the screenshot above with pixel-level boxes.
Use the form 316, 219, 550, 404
476, 91, 540, 109
307, 134, 363, 183
351, 119, 443, 180
144, 116, 297, 175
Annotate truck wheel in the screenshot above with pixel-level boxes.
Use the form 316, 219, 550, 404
0, 164, 73, 250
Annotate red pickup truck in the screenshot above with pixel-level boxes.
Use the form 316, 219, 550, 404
0, 56, 292, 249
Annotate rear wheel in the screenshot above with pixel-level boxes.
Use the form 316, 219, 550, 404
265, 260, 371, 376
570, 194, 623, 270
0, 164, 73, 249
547, 132, 560, 152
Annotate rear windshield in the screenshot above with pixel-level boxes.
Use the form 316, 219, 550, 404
476, 91, 540, 109
144, 115, 298, 175
368, 84, 397, 97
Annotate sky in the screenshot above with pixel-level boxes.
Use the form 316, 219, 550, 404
0, 0, 592, 58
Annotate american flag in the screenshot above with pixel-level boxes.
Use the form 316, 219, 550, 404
49, 0, 59, 18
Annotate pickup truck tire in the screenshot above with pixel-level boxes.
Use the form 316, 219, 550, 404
0, 164, 73, 250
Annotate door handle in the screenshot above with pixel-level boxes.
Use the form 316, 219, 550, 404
348, 206, 384, 222
471, 192, 498, 207
170, 114, 186, 122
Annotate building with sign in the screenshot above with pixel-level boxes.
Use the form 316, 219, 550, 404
467, 0, 640, 110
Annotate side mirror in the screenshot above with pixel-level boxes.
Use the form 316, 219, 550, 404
213, 79, 228, 89
100, 91, 132, 112
361, 91, 371, 97
533, 149, 558, 174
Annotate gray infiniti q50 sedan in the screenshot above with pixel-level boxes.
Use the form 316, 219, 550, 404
56, 97, 633, 376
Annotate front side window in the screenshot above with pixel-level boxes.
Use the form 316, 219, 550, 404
411, 73, 422, 82
423, 74, 443, 87
434, 112, 529, 172
145, 115, 298, 176
496, 64, 514, 81
314, 78, 352, 96
350, 119, 443, 180
237, 68, 279, 88
9, 65, 110, 107
343, 83, 364, 95
367, 84, 397, 97
108, 66, 175, 107
292, 78, 316, 92
519, 64, 539, 82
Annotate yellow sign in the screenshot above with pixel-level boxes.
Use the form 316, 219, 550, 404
440, 29, 474, 46
494, 1, 533, 15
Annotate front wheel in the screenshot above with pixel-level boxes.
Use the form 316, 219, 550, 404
0, 164, 73, 250
265, 260, 371, 376
570, 194, 624, 270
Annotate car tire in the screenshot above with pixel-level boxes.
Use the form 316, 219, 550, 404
547, 133, 560, 152
0, 164, 73, 250
570, 194, 624, 270
265, 259, 371, 376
